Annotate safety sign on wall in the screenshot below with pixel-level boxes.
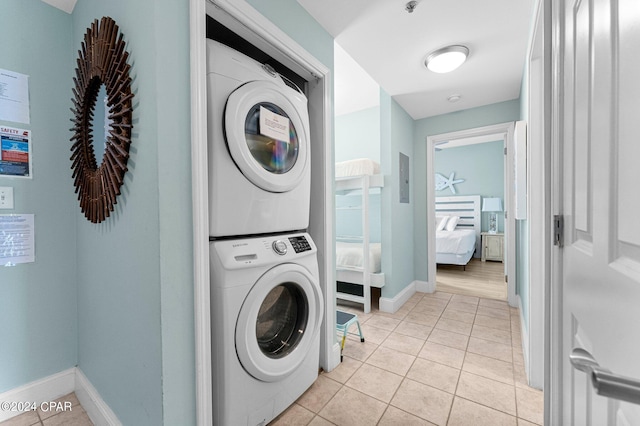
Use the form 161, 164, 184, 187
0, 126, 31, 178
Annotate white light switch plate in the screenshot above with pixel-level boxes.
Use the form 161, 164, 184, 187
0, 187, 14, 209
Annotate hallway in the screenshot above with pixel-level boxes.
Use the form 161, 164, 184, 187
271, 291, 543, 425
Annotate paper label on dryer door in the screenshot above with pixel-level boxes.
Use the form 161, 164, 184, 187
259, 106, 290, 142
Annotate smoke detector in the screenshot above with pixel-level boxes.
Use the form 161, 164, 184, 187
405, 1, 418, 13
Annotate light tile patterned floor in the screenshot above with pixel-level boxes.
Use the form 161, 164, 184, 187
270, 291, 543, 426
2, 293, 542, 426
0, 393, 93, 426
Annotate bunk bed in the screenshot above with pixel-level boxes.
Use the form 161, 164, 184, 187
335, 158, 385, 314
435, 195, 481, 268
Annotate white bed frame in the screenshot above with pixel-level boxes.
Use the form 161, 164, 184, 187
335, 174, 385, 313
435, 195, 482, 265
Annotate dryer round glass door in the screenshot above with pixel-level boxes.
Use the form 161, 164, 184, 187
236, 264, 323, 382
225, 80, 309, 193
244, 102, 299, 175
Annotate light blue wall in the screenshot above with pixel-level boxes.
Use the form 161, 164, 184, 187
0, 1, 194, 423
334, 93, 415, 300
246, 0, 334, 69
380, 91, 415, 299
413, 100, 520, 282
335, 107, 382, 245
71, 0, 193, 425
335, 107, 381, 163
0, 0, 77, 393
153, 2, 195, 424
336, 194, 382, 243
435, 141, 505, 233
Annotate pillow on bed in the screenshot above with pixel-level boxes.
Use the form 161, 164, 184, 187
436, 216, 449, 231
445, 216, 460, 231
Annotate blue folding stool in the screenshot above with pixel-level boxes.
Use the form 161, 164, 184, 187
336, 310, 365, 361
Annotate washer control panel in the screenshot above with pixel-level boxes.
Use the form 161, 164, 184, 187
212, 233, 316, 269
288, 235, 312, 253
272, 240, 288, 255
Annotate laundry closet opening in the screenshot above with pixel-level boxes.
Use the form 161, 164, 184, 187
201, 7, 335, 424
194, 5, 335, 423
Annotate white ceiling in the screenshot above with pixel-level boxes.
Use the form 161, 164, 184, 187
298, 0, 535, 120
334, 43, 380, 116
40, 0, 533, 119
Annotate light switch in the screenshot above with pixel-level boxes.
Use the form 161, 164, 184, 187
0, 187, 14, 209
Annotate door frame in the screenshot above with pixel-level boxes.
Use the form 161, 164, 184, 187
523, 0, 550, 393
425, 121, 516, 308
190, 1, 337, 424
547, 0, 564, 422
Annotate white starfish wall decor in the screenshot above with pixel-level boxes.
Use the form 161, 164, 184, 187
435, 172, 465, 194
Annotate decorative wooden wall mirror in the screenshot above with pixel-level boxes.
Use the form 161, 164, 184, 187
70, 17, 133, 223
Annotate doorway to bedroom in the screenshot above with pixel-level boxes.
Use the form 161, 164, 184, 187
435, 139, 506, 300
428, 123, 517, 303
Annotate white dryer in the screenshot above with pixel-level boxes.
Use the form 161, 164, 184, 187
207, 39, 311, 238
210, 232, 323, 426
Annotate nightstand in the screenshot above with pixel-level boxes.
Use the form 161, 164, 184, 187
481, 232, 504, 262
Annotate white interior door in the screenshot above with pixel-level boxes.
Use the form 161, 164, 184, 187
559, 0, 640, 423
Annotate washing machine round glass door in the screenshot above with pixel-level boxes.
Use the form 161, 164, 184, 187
224, 80, 308, 193
236, 263, 323, 382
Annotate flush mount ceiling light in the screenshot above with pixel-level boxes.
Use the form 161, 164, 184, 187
447, 94, 462, 102
425, 45, 469, 73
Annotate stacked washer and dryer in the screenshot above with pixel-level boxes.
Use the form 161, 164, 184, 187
206, 39, 324, 426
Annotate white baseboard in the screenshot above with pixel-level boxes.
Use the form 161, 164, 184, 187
414, 280, 431, 293
75, 368, 121, 426
517, 295, 531, 383
325, 342, 342, 373
379, 281, 416, 313
0, 368, 75, 422
0, 368, 120, 425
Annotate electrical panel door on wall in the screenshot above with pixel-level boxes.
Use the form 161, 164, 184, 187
399, 152, 410, 203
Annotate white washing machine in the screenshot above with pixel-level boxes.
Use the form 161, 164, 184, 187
210, 232, 323, 426
207, 39, 311, 238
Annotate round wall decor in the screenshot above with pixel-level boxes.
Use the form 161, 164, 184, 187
70, 17, 133, 223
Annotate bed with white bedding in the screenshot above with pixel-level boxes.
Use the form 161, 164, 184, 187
435, 229, 477, 266
335, 158, 384, 191
435, 195, 481, 266
335, 158, 380, 178
335, 242, 385, 288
